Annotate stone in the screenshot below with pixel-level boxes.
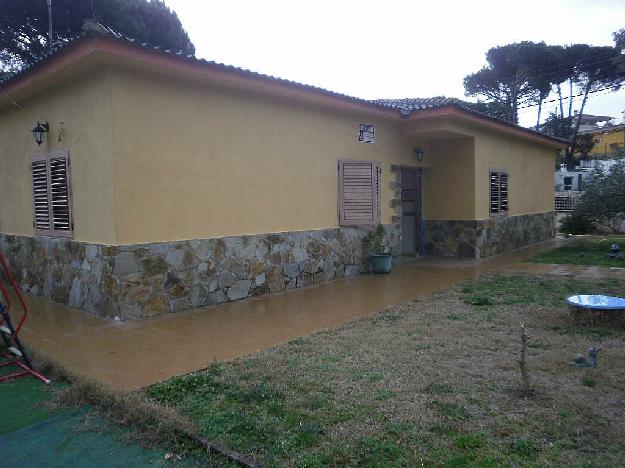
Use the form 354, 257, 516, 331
283, 262, 300, 278
345, 265, 360, 277
255, 241, 269, 261
248, 261, 265, 278
190, 284, 209, 307
113, 252, 141, 277
218, 270, 237, 289
223, 258, 247, 278
296, 273, 313, 288
165, 271, 185, 297
266, 266, 285, 292
85, 244, 99, 260
126, 285, 152, 304
208, 279, 219, 293
140, 256, 168, 277
68, 277, 84, 308
169, 296, 192, 313
227, 280, 251, 301
208, 289, 226, 305
255, 273, 266, 286
212, 239, 226, 262
292, 247, 308, 264
165, 249, 185, 268
144, 294, 169, 316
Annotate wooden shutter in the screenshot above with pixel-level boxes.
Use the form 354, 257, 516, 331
31, 154, 51, 234
499, 172, 508, 213
31, 151, 73, 237
338, 160, 380, 225
489, 171, 508, 215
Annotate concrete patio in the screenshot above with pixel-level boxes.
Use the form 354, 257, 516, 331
14, 237, 624, 391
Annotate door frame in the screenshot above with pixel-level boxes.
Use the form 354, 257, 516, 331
399, 165, 424, 256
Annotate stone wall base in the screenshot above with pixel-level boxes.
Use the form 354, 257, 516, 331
0, 225, 399, 319
423, 212, 555, 258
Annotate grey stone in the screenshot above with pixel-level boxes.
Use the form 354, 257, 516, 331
165, 249, 185, 268
68, 277, 84, 308
227, 280, 251, 301
190, 283, 209, 307
283, 262, 299, 278
223, 258, 247, 278
345, 265, 360, 277
208, 289, 226, 305
255, 273, 266, 285
85, 244, 99, 260
113, 252, 141, 277
218, 270, 237, 289
292, 247, 308, 263
169, 296, 192, 313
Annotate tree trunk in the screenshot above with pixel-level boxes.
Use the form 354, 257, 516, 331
568, 79, 574, 119
557, 84, 564, 118
567, 83, 592, 170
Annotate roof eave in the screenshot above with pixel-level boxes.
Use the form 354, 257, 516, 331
406, 105, 568, 149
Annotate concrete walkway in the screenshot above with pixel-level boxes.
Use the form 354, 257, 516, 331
15, 237, 624, 391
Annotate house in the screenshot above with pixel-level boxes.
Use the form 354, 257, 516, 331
580, 122, 625, 158
0, 26, 565, 319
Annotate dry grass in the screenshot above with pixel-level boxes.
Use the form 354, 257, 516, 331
148, 273, 625, 466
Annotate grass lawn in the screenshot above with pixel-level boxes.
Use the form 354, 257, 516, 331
530, 236, 625, 268
146, 273, 625, 467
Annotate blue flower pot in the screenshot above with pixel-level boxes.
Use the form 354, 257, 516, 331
370, 254, 393, 274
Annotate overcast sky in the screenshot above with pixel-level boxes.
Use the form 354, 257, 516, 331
166, 0, 625, 127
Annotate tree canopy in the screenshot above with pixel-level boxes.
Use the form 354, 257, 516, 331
0, 0, 195, 72
465, 35, 625, 170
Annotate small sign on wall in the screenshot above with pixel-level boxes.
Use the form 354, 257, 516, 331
358, 123, 375, 144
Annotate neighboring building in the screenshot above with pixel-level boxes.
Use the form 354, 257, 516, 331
581, 123, 625, 158
573, 112, 613, 134
554, 159, 622, 192
0, 27, 565, 319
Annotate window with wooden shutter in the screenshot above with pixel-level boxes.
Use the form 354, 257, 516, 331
338, 160, 381, 225
489, 171, 509, 215
31, 151, 73, 237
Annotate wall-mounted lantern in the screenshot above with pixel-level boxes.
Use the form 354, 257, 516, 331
414, 148, 424, 162
32, 121, 49, 146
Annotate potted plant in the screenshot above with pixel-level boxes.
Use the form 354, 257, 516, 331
363, 224, 394, 274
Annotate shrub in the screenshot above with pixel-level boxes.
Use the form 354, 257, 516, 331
559, 212, 595, 235
573, 161, 625, 233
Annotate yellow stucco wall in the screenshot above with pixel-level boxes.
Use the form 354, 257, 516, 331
589, 128, 625, 155
422, 137, 476, 220
0, 72, 116, 243
0, 62, 557, 246
109, 68, 431, 244
474, 127, 555, 219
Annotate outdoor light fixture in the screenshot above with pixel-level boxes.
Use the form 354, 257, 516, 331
414, 148, 424, 162
32, 121, 49, 146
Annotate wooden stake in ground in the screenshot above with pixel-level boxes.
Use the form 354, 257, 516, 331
518, 323, 532, 394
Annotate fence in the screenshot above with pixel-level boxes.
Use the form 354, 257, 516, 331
554, 191, 582, 212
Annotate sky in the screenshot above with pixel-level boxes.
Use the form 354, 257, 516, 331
166, 0, 625, 128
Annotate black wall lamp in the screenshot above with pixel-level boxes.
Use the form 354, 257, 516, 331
414, 148, 424, 162
32, 121, 49, 146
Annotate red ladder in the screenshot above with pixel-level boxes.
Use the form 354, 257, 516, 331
0, 252, 51, 384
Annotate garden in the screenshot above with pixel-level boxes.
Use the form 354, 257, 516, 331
142, 273, 625, 466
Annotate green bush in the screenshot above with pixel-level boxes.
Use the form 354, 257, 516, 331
559, 212, 595, 235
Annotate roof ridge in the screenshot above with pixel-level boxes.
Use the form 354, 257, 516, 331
0, 31, 566, 146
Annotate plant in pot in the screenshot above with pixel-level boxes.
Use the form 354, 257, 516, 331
363, 224, 394, 274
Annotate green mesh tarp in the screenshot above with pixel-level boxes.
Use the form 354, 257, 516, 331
0, 368, 200, 467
